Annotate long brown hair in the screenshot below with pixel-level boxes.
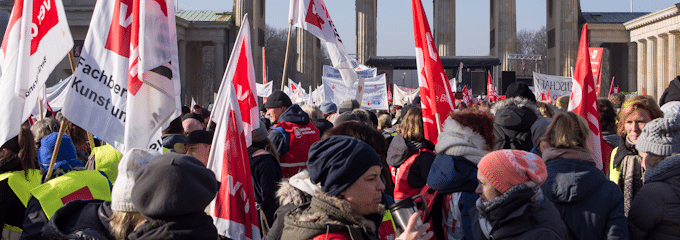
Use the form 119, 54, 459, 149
542, 112, 591, 149
108, 211, 146, 240
1, 125, 38, 179
396, 107, 424, 142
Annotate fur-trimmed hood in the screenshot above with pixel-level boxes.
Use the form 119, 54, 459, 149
490, 96, 541, 117
276, 170, 319, 207
280, 191, 382, 240
436, 117, 489, 164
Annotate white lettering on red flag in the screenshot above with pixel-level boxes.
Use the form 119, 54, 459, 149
412, 0, 455, 144
568, 23, 610, 170
0, 0, 73, 145
487, 72, 499, 102
207, 78, 261, 240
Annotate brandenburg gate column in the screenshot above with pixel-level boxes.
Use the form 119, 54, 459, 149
668, 31, 679, 84
637, 40, 646, 94
658, 34, 668, 98
434, 0, 455, 57
356, 0, 377, 64
647, 36, 657, 97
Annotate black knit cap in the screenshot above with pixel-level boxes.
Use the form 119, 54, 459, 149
505, 82, 536, 103
131, 153, 218, 219
307, 136, 382, 196
264, 90, 292, 108
660, 76, 680, 106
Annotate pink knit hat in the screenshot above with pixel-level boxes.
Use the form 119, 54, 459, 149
478, 150, 547, 194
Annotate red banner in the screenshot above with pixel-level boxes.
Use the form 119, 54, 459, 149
411, 0, 455, 144
487, 72, 499, 102
589, 47, 604, 97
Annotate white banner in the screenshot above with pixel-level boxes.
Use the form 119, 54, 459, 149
256, 81, 273, 98
393, 85, 420, 106
323, 65, 376, 79
533, 72, 572, 103
323, 74, 388, 110
61, 0, 182, 152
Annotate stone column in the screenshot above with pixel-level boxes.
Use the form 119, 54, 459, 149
669, 31, 678, 83
628, 42, 637, 93
434, 0, 455, 57
490, 0, 516, 71
647, 37, 656, 96
658, 34, 668, 98
356, 0, 377, 64
638, 40, 646, 94
296, 29, 319, 89
179, 40, 187, 104
214, 42, 225, 104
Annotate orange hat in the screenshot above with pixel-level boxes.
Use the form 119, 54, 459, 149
478, 150, 547, 194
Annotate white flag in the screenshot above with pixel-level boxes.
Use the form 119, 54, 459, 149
209, 15, 259, 147
256, 81, 273, 98
289, 0, 357, 88
0, 0, 73, 145
62, 0, 181, 152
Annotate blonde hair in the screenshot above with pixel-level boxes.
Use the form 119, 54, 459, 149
617, 95, 663, 137
109, 211, 146, 240
542, 112, 592, 149
397, 107, 424, 142
377, 114, 392, 130
301, 104, 324, 119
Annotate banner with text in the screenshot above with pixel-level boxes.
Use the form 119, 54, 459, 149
393, 85, 420, 106
323, 65, 376, 79
323, 74, 388, 110
533, 72, 572, 103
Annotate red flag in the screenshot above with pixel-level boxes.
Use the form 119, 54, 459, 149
412, 0, 455, 143
207, 78, 261, 239
487, 72, 499, 102
263, 46, 267, 103
547, 90, 552, 103
210, 15, 259, 147
387, 84, 393, 105
642, 87, 646, 95
461, 86, 472, 107
615, 85, 620, 93
589, 47, 604, 97
607, 77, 616, 98
567, 23, 611, 170
541, 92, 547, 101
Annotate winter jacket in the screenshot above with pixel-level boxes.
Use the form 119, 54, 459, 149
427, 117, 489, 240
469, 184, 568, 240
609, 136, 643, 215
490, 97, 540, 151
311, 118, 333, 138
265, 171, 318, 240
41, 199, 114, 240
603, 131, 621, 150
268, 104, 320, 178
386, 134, 435, 198
0, 159, 33, 239
127, 213, 216, 240
628, 155, 680, 240
280, 191, 382, 240
250, 150, 282, 228
541, 149, 628, 240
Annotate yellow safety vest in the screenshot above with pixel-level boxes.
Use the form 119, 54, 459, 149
609, 147, 620, 184
0, 170, 41, 240
31, 170, 111, 219
379, 209, 398, 240
91, 144, 122, 184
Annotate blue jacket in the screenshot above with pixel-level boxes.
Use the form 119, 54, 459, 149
541, 158, 629, 240
427, 154, 479, 240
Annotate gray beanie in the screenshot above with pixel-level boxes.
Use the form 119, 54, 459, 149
636, 113, 680, 156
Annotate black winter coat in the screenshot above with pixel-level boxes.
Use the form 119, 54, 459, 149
42, 199, 114, 240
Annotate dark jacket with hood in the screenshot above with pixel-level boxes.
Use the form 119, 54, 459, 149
265, 171, 318, 240
541, 153, 628, 240
386, 134, 435, 191
469, 184, 568, 240
0, 158, 28, 236
490, 97, 541, 152
280, 191, 382, 240
250, 150, 282, 228
41, 199, 114, 240
268, 104, 314, 155
659, 76, 680, 107
628, 155, 680, 240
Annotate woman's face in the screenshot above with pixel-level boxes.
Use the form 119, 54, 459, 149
624, 109, 652, 144
340, 165, 385, 215
476, 171, 501, 202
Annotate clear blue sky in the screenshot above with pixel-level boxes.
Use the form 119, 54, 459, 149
177, 1, 679, 57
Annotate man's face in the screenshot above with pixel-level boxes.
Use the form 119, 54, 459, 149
185, 143, 211, 166
266, 106, 286, 123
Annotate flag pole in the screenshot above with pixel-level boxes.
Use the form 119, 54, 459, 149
67, 50, 96, 149
281, 20, 293, 91
435, 113, 442, 133
38, 98, 44, 121
44, 118, 67, 182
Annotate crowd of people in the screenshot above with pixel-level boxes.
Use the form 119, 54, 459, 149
3, 79, 680, 239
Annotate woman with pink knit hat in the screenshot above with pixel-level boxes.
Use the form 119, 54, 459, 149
470, 149, 568, 240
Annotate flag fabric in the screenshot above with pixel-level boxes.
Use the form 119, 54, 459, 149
256, 81, 273, 98
323, 74, 388, 110
567, 23, 610, 170
412, 0, 455, 143
289, 0, 358, 88
547, 90, 552, 103
392, 84, 419, 107
262, 46, 268, 103
0, 0, 73, 145
615, 85, 620, 93
191, 97, 197, 108
210, 15, 259, 147
643, 87, 646, 95
608, 77, 616, 98
487, 72, 499, 102
207, 80, 261, 240
61, 0, 181, 152
456, 62, 463, 92
589, 47, 604, 97
461, 86, 472, 107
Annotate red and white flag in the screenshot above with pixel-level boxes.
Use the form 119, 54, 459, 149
568, 23, 611, 170
207, 77, 261, 240
61, 0, 181, 152
461, 86, 472, 107
0, 0, 73, 145
262, 46, 267, 103
289, 0, 358, 88
412, 0, 455, 144
607, 77, 616, 98
487, 72, 499, 102
210, 15, 259, 147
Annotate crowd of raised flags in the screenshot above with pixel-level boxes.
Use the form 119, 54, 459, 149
0, 0, 664, 239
